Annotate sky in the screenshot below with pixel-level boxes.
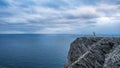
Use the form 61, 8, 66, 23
0, 0, 120, 34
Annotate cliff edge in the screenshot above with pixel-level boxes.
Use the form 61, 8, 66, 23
65, 37, 120, 68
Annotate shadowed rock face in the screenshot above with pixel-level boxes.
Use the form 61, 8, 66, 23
65, 37, 120, 68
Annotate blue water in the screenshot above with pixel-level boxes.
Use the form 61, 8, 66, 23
0, 34, 81, 68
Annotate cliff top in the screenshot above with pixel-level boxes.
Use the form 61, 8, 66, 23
65, 37, 120, 68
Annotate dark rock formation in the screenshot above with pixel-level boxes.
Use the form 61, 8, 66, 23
65, 37, 120, 68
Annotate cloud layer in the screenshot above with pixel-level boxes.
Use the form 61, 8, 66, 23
0, 0, 120, 34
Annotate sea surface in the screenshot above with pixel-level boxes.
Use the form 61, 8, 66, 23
0, 34, 119, 68
0, 34, 82, 68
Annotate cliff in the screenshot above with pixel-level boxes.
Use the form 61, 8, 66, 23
65, 37, 120, 68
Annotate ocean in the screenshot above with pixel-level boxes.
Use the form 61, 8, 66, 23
0, 34, 82, 68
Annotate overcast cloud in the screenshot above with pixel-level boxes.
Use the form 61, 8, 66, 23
0, 0, 120, 34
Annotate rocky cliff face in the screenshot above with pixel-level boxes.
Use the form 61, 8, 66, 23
65, 37, 120, 68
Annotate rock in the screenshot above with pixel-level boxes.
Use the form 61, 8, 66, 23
65, 37, 120, 68
0, 65, 9, 68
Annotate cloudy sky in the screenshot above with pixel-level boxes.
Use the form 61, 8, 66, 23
0, 0, 120, 34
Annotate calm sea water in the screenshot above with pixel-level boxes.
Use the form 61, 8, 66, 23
0, 34, 82, 68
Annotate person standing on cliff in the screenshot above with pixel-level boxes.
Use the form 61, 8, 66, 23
93, 32, 96, 36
